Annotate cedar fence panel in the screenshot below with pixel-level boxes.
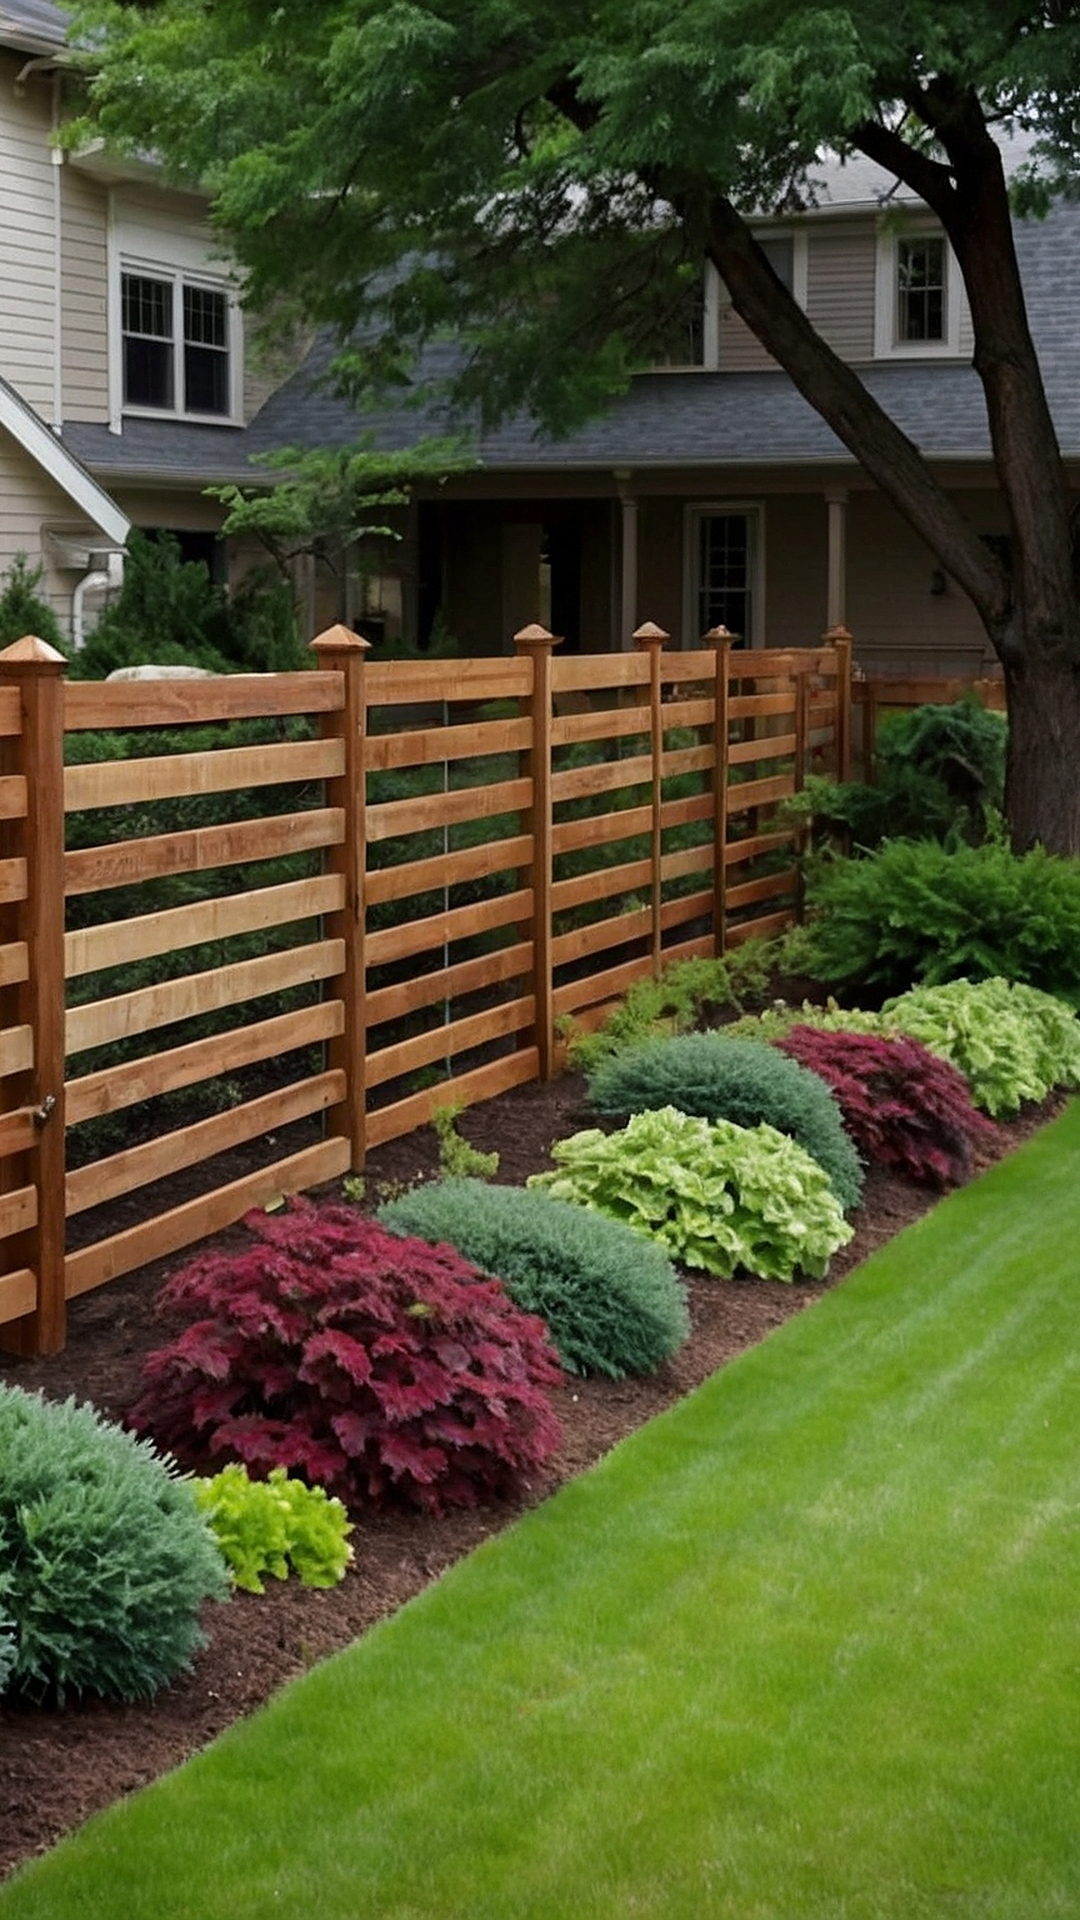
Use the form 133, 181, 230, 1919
0, 622, 851, 1354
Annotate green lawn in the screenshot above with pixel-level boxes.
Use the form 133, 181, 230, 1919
6, 1104, 1080, 1919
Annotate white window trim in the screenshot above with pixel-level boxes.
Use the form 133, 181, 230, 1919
874, 217, 965, 360
682, 501, 766, 647
107, 203, 243, 432
710, 231, 808, 371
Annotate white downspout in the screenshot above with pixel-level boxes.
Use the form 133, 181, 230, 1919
72, 550, 124, 650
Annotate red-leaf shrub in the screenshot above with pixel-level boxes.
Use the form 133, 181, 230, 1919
775, 1025, 998, 1189
127, 1199, 563, 1515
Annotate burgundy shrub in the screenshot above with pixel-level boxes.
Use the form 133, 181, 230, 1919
127, 1198, 563, 1515
776, 1025, 998, 1189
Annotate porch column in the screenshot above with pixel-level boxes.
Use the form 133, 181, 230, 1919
825, 488, 848, 630
615, 471, 638, 648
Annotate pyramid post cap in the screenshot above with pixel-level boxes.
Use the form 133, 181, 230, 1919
310, 623, 371, 655
632, 621, 669, 648
0, 635, 68, 668
512, 623, 560, 649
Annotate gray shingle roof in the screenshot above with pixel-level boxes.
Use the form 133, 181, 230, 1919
0, 2, 68, 50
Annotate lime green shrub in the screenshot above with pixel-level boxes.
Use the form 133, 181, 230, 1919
0, 1385, 228, 1703
566, 947, 774, 1073
529, 1107, 852, 1282
378, 1177, 689, 1377
585, 1033, 863, 1211
882, 977, 1080, 1117
804, 839, 1080, 1004
194, 1464, 353, 1594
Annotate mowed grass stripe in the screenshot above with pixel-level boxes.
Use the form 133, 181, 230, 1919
5, 1105, 1080, 1919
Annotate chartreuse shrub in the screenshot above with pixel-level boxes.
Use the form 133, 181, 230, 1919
0, 1384, 227, 1704
128, 1198, 562, 1515
378, 1178, 689, 1379
881, 977, 1080, 1118
777, 1025, 997, 1188
585, 1033, 864, 1211
193, 1465, 353, 1594
804, 838, 1080, 1003
530, 1107, 852, 1282
565, 945, 775, 1073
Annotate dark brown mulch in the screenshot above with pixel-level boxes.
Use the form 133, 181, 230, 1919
0, 1071, 1063, 1883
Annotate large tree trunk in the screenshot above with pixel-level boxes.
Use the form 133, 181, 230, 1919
1000, 641, 1080, 854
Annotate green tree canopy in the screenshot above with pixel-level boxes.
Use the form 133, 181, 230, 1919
70, 1, 1080, 850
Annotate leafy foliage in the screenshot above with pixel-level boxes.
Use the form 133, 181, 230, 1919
586, 1033, 864, 1211
881, 977, 1080, 1118
776, 1025, 997, 1188
378, 1177, 689, 1379
0, 552, 68, 653
804, 840, 1080, 1004
128, 1198, 563, 1516
791, 700, 1007, 851
431, 1103, 499, 1180
529, 1107, 852, 1283
566, 946, 775, 1073
0, 1384, 228, 1703
193, 1464, 353, 1594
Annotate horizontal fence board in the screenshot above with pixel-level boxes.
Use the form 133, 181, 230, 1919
0, 858, 26, 910
659, 792, 713, 832
724, 828, 796, 866
65, 938, 344, 1057
657, 931, 716, 967
64, 671, 344, 731
661, 843, 715, 883
659, 889, 714, 932
726, 869, 798, 911
365, 889, 532, 970
66, 1070, 345, 1217
660, 697, 716, 731
727, 692, 796, 721
726, 771, 796, 813
65, 1137, 352, 1299
65, 808, 343, 897
0, 1107, 37, 1157
551, 802, 653, 856
365, 834, 532, 909
728, 647, 836, 676
365, 1048, 538, 1150
551, 904, 652, 969
0, 943, 28, 988
0, 685, 21, 737
726, 908, 794, 945
552, 655, 650, 693
366, 994, 535, 1091
0, 1025, 33, 1076
552, 950, 657, 1019
65, 737, 344, 813
660, 652, 720, 686
551, 855, 653, 915
366, 659, 531, 704
0, 1267, 35, 1326
662, 742, 715, 780
366, 940, 532, 1029
366, 715, 531, 772
367, 777, 532, 845
551, 753, 653, 806
66, 1000, 344, 1126
550, 705, 650, 749
65, 873, 344, 980
728, 731, 796, 767
0, 776, 27, 821
0, 1183, 36, 1238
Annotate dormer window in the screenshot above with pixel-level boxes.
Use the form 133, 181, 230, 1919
896, 236, 945, 342
875, 220, 966, 359
121, 269, 231, 416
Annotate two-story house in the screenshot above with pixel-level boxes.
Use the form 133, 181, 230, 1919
1, 1, 1075, 677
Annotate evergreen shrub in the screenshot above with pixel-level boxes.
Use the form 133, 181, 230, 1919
378, 1177, 690, 1378
776, 1025, 997, 1187
794, 698, 1006, 849
129, 1198, 563, 1515
881, 977, 1080, 1117
585, 1032, 863, 1210
804, 839, 1080, 1003
529, 1107, 853, 1282
0, 1384, 228, 1703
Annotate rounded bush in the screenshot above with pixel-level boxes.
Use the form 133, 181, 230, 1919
129, 1198, 563, 1516
586, 1033, 864, 1211
882, 976, 1080, 1117
0, 1383, 228, 1704
378, 1177, 690, 1378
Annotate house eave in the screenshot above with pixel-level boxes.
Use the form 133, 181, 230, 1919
0, 383, 129, 546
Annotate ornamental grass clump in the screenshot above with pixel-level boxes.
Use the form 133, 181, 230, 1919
529, 1106, 852, 1283
881, 976, 1080, 1117
193, 1464, 353, 1594
0, 1384, 228, 1704
378, 1177, 689, 1379
776, 1025, 998, 1188
128, 1198, 563, 1516
585, 1033, 864, 1211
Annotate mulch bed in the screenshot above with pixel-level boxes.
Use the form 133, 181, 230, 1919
0, 1068, 1063, 1882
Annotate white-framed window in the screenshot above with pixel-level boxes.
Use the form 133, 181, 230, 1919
684, 503, 764, 646
874, 219, 966, 359
109, 207, 243, 430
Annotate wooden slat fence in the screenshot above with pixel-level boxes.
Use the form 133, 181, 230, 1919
0, 620, 851, 1353
852, 669, 1006, 783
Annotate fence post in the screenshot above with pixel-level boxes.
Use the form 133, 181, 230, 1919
311, 624, 369, 1171
822, 624, 853, 782
632, 621, 669, 980
0, 637, 67, 1356
514, 622, 560, 1080
705, 627, 733, 957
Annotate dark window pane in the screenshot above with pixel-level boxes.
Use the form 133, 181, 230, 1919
183, 284, 228, 349
124, 335, 174, 409
698, 514, 752, 642
897, 237, 946, 342
184, 342, 229, 414
759, 236, 795, 292
122, 273, 172, 339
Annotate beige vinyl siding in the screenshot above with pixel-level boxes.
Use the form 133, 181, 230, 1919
112, 485, 226, 532
717, 302, 777, 372
761, 494, 830, 647
806, 223, 876, 362
846, 489, 999, 673
0, 428, 96, 632
0, 57, 57, 419
60, 166, 109, 422
114, 183, 223, 261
